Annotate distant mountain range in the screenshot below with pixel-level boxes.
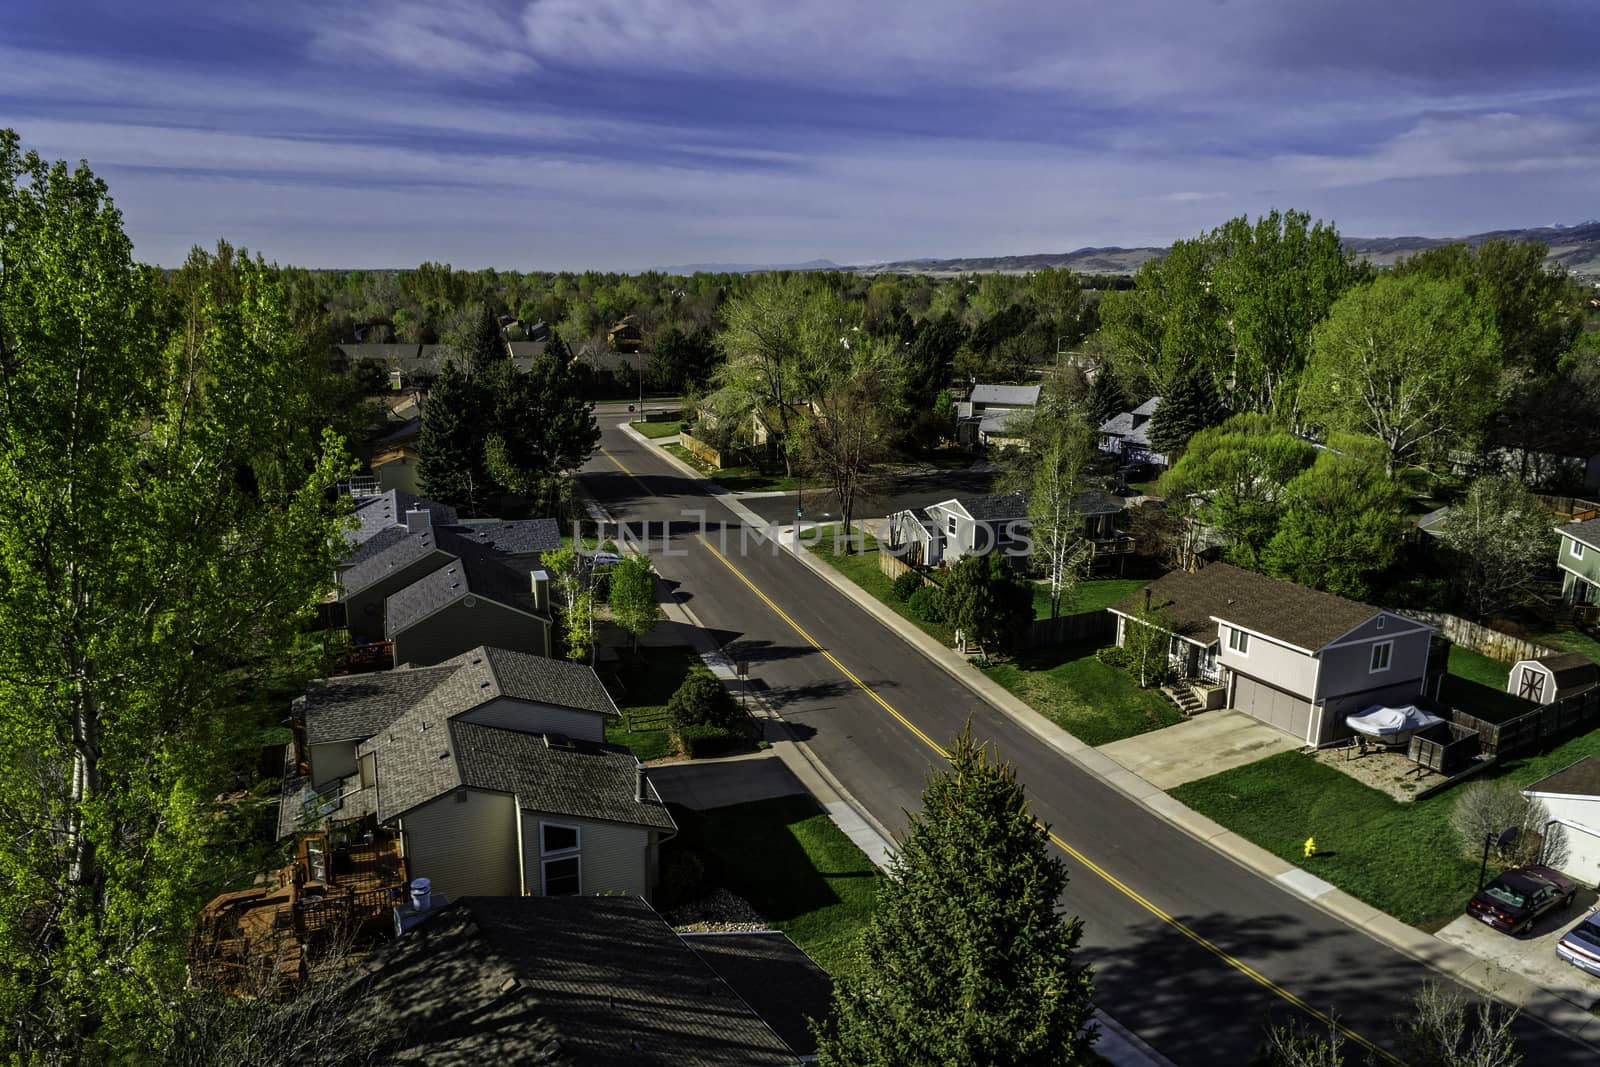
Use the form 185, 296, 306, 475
850, 221, 1600, 277
653, 258, 843, 274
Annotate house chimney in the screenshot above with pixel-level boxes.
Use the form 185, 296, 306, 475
404, 508, 431, 536
635, 764, 648, 804
530, 569, 551, 613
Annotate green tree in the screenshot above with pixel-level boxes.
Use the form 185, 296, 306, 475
944, 553, 1035, 658
1122, 597, 1173, 688
1147, 362, 1229, 457
0, 131, 353, 1060
1085, 362, 1127, 427
1028, 419, 1096, 619
417, 359, 489, 512
814, 727, 1097, 1067
904, 311, 966, 409
1437, 475, 1558, 618
541, 547, 593, 662
797, 338, 904, 547
482, 351, 600, 510
458, 301, 507, 377
1160, 415, 1318, 570
666, 671, 741, 731
1300, 274, 1500, 475
1262, 451, 1406, 598
608, 554, 663, 651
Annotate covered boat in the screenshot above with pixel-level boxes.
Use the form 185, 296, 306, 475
1344, 704, 1445, 747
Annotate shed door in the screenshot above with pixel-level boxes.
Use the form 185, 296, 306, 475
1232, 674, 1314, 740
1518, 667, 1545, 703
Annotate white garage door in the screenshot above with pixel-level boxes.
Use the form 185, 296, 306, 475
1233, 673, 1314, 740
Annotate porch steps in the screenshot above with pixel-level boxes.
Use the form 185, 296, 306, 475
1160, 683, 1205, 717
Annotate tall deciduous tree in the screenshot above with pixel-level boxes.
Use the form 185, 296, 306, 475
608, 554, 662, 652
1437, 475, 1558, 618
1159, 415, 1318, 570
1300, 274, 1500, 475
1028, 419, 1096, 619
797, 338, 903, 547
0, 132, 353, 1060
1262, 451, 1406, 598
815, 727, 1097, 1067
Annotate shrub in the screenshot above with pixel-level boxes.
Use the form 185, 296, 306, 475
1449, 779, 1554, 866
655, 848, 705, 908
678, 722, 740, 759
666, 670, 742, 731
1096, 645, 1132, 670
906, 584, 947, 623
892, 570, 924, 602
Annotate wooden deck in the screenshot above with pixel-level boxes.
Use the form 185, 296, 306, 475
190, 827, 407, 996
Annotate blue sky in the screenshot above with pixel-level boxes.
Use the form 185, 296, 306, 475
3, 1, 1596, 271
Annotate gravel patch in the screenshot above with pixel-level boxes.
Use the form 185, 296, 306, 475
1311, 741, 1435, 802
664, 888, 771, 933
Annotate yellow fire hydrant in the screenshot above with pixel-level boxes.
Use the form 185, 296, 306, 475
1304, 836, 1317, 859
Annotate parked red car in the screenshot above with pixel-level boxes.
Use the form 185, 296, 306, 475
1466, 865, 1577, 935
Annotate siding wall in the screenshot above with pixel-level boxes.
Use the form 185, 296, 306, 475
456, 697, 607, 742
1316, 678, 1440, 744
308, 740, 357, 788
344, 552, 452, 642
518, 810, 650, 898
391, 599, 551, 666
1218, 624, 1319, 698
401, 788, 521, 899
1315, 623, 1431, 702
1540, 797, 1600, 886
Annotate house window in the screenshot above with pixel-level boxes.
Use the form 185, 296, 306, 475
946, 514, 958, 537
542, 856, 581, 896
358, 752, 375, 789
1370, 640, 1393, 673
1228, 628, 1250, 655
1573, 539, 1586, 560
540, 821, 582, 896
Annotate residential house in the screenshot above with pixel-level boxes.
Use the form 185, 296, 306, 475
1506, 652, 1600, 704
347, 895, 830, 1065
344, 489, 459, 570
370, 417, 423, 495
889, 491, 1030, 566
282, 645, 674, 903
452, 517, 564, 570
956, 384, 1041, 449
1556, 517, 1600, 606
1098, 396, 1168, 469
1522, 757, 1600, 890
1108, 563, 1437, 745
339, 509, 553, 661
607, 315, 645, 353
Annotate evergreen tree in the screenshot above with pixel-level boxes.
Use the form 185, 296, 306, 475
815, 727, 1097, 1067
1148, 362, 1228, 457
905, 312, 966, 408
1085, 363, 1126, 428
943, 552, 1035, 658
417, 360, 489, 512
459, 301, 508, 378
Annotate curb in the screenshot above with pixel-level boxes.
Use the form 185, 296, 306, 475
615, 422, 1600, 1055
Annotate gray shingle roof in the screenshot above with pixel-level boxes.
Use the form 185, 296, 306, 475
347, 489, 457, 551
959, 491, 1031, 521
384, 531, 547, 635
340, 523, 448, 598
481, 646, 617, 716
1073, 490, 1124, 516
351, 896, 800, 1065
1561, 517, 1600, 552
302, 663, 461, 744
452, 517, 563, 556
1110, 562, 1382, 651
970, 383, 1041, 408
1099, 397, 1160, 448
1526, 756, 1600, 798
683, 933, 832, 1059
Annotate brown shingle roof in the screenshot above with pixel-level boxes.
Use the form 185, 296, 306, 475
1526, 756, 1600, 799
1110, 562, 1380, 651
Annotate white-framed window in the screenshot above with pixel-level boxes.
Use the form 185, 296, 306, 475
1573, 539, 1586, 560
946, 514, 958, 536
1228, 627, 1250, 655
1370, 640, 1393, 673
540, 821, 581, 896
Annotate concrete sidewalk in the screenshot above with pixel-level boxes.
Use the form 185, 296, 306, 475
618, 420, 1600, 1055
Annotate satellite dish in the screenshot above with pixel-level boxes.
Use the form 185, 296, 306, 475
1496, 826, 1522, 852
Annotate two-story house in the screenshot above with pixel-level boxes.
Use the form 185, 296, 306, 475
1556, 517, 1600, 607
281, 646, 675, 903
1098, 396, 1168, 468
1109, 563, 1438, 745
956, 384, 1041, 449
888, 490, 1129, 570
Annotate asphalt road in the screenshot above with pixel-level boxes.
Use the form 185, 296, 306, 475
581, 407, 1592, 1066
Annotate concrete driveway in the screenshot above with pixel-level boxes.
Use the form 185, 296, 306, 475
1096, 709, 1304, 789
646, 750, 808, 811
1437, 895, 1600, 1012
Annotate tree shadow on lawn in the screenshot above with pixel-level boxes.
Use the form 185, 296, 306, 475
671, 796, 875, 924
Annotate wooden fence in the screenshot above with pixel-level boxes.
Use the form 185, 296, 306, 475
1024, 610, 1114, 649
1450, 687, 1600, 758
1399, 610, 1557, 664
878, 550, 936, 587
678, 432, 725, 469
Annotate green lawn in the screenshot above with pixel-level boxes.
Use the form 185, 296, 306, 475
1439, 645, 1536, 725
662, 442, 802, 493
1127, 480, 1160, 497
605, 645, 703, 760
1032, 577, 1145, 620
682, 795, 881, 977
630, 419, 683, 440
805, 532, 955, 645
1531, 625, 1600, 665
984, 639, 1185, 747
1174, 723, 1600, 931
